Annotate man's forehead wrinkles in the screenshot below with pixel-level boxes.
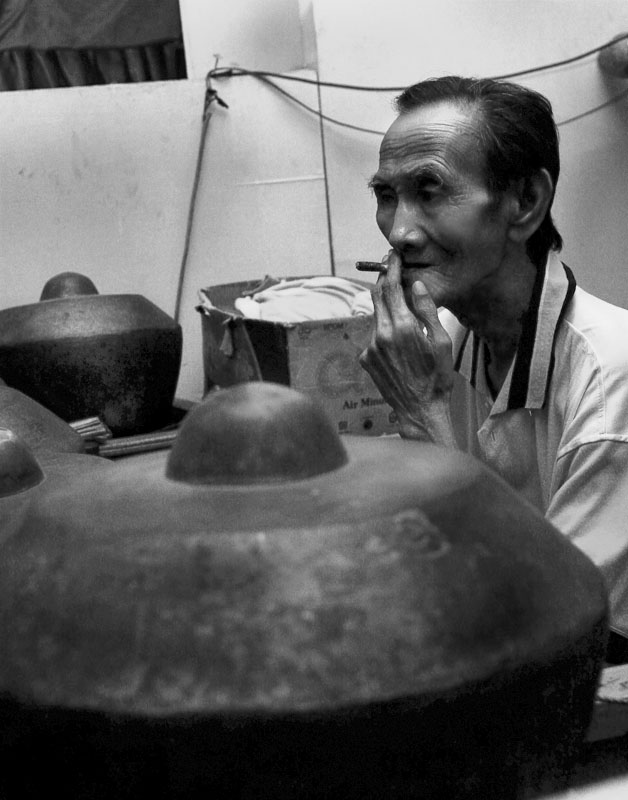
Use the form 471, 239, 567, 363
390, 116, 476, 139
381, 120, 476, 155
377, 120, 483, 183
380, 127, 445, 156
377, 141, 460, 179
373, 159, 448, 187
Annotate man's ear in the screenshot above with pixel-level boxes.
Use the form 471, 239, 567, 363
506, 168, 554, 244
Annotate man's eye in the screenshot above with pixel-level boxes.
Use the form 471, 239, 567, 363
374, 188, 395, 204
417, 182, 440, 201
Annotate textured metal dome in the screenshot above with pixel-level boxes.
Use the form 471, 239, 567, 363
0, 382, 609, 799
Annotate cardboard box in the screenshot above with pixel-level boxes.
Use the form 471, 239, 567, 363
197, 278, 397, 436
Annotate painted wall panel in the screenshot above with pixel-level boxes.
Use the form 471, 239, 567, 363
180, 0, 306, 78
1, 80, 201, 316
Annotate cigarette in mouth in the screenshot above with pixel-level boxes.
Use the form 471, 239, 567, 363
355, 261, 388, 273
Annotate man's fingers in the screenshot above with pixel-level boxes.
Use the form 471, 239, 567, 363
371, 251, 406, 327
411, 281, 441, 333
376, 252, 406, 309
383, 250, 402, 280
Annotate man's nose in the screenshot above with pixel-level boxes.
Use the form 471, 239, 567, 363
387, 200, 427, 250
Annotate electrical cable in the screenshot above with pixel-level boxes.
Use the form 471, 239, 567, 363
207, 32, 628, 92
219, 71, 628, 137
252, 73, 385, 134
173, 81, 228, 323
491, 31, 628, 81
558, 85, 628, 126
207, 32, 628, 137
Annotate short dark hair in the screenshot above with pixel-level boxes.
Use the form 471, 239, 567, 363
395, 76, 563, 265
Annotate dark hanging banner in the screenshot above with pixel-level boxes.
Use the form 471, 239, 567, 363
0, 0, 187, 90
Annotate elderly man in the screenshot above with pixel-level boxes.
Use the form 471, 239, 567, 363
360, 75, 628, 661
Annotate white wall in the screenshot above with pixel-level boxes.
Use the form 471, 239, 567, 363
2, 0, 628, 406
180, 0, 307, 76
0, 81, 201, 315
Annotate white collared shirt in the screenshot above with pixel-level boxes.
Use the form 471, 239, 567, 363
442, 252, 628, 636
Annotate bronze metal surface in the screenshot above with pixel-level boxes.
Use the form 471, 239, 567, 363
0, 382, 609, 798
0, 383, 85, 454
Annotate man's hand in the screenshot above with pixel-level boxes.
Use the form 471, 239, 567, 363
359, 252, 458, 447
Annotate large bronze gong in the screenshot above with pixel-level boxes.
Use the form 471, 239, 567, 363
0, 382, 608, 798
0, 272, 182, 435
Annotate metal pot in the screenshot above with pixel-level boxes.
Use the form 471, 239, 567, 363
0, 273, 182, 435
0, 382, 608, 799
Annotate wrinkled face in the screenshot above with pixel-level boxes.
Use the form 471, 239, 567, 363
370, 101, 515, 311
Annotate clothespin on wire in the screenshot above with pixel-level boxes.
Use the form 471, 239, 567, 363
203, 54, 229, 120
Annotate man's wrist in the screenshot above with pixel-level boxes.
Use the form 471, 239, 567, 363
397, 405, 458, 448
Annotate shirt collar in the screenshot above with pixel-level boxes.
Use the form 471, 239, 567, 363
452, 252, 576, 413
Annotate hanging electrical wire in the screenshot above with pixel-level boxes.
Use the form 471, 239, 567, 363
492, 31, 628, 81
559, 85, 628, 126
214, 72, 628, 136
173, 78, 229, 323
208, 32, 628, 92
252, 73, 385, 135
207, 32, 628, 136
